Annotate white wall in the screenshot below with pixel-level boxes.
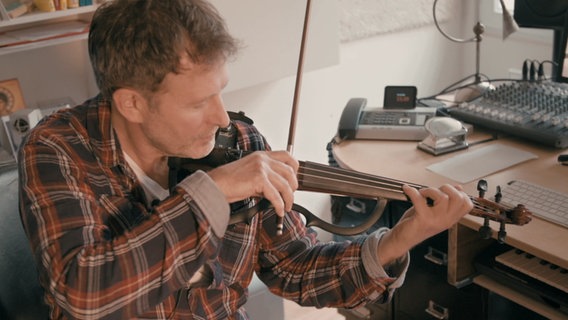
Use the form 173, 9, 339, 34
0, 41, 93, 107
212, 0, 340, 93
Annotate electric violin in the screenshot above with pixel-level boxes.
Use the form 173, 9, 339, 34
168, 147, 532, 241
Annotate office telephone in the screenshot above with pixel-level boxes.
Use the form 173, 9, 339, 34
337, 97, 437, 141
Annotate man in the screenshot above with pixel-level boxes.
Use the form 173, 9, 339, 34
18, 0, 473, 319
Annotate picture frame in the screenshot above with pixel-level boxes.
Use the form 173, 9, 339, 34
0, 78, 26, 116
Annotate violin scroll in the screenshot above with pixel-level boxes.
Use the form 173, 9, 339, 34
510, 204, 532, 225
469, 180, 533, 243
470, 198, 532, 226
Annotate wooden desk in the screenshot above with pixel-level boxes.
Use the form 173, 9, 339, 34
332, 132, 568, 318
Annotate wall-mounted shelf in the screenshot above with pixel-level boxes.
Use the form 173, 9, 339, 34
0, 5, 97, 55
0, 5, 95, 28
0, 32, 87, 55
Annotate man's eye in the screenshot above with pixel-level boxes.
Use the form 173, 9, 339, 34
190, 101, 207, 109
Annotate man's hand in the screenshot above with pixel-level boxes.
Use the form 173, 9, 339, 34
207, 151, 299, 218
377, 184, 473, 266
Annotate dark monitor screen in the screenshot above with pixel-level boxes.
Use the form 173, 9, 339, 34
514, 0, 568, 83
560, 30, 568, 81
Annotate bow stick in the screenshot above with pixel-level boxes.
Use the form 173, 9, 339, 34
277, 0, 313, 235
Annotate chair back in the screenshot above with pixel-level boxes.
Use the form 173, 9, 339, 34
0, 166, 49, 319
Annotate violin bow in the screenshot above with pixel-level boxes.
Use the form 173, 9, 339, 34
277, 0, 313, 235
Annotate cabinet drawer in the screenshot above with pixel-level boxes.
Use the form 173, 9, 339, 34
395, 232, 484, 320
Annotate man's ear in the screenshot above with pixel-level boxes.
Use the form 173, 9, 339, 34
112, 88, 146, 123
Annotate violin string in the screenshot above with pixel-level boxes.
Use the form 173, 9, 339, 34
302, 161, 410, 186
298, 161, 423, 191
296, 161, 518, 222
297, 170, 405, 195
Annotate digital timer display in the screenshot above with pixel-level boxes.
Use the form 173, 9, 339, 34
396, 95, 411, 103
383, 86, 417, 109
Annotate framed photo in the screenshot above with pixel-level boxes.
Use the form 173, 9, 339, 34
0, 78, 26, 116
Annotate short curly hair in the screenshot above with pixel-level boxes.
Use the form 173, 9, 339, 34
88, 0, 239, 99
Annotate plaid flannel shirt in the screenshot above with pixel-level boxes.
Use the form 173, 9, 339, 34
18, 95, 408, 319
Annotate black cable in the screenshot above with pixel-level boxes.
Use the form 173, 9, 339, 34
537, 63, 545, 80
522, 59, 529, 81
418, 73, 492, 102
538, 60, 557, 81
529, 60, 537, 81
468, 134, 499, 147
417, 78, 534, 110
439, 74, 478, 93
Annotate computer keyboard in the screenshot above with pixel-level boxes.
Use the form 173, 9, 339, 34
500, 179, 568, 228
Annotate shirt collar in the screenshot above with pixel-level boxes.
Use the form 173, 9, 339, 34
85, 95, 124, 170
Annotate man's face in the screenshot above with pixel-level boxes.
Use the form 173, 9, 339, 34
138, 58, 231, 159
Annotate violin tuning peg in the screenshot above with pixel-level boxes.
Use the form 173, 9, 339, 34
497, 222, 507, 243
494, 185, 502, 203
478, 218, 492, 239
497, 230, 507, 243
479, 225, 492, 239
477, 179, 488, 198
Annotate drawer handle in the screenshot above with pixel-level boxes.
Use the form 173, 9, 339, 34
425, 300, 449, 319
424, 246, 448, 266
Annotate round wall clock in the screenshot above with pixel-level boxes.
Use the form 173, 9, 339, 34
0, 79, 26, 116
0, 86, 14, 115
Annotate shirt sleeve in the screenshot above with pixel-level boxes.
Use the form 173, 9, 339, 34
254, 209, 409, 310
177, 170, 230, 237
361, 227, 410, 303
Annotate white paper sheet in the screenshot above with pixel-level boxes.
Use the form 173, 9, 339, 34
426, 144, 538, 183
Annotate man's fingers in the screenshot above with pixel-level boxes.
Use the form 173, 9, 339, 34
403, 184, 444, 210
208, 150, 298, 216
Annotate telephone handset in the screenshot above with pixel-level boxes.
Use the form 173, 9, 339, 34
336, 97, 437, 141
337, 97, 367, 140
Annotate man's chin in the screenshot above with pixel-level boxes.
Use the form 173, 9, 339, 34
182, 144, 215, 160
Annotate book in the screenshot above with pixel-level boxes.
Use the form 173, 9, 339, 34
67, 0, 78, 8
7, 2, 30, 18
0, 1, 10, 20
0, 1, 33, 20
